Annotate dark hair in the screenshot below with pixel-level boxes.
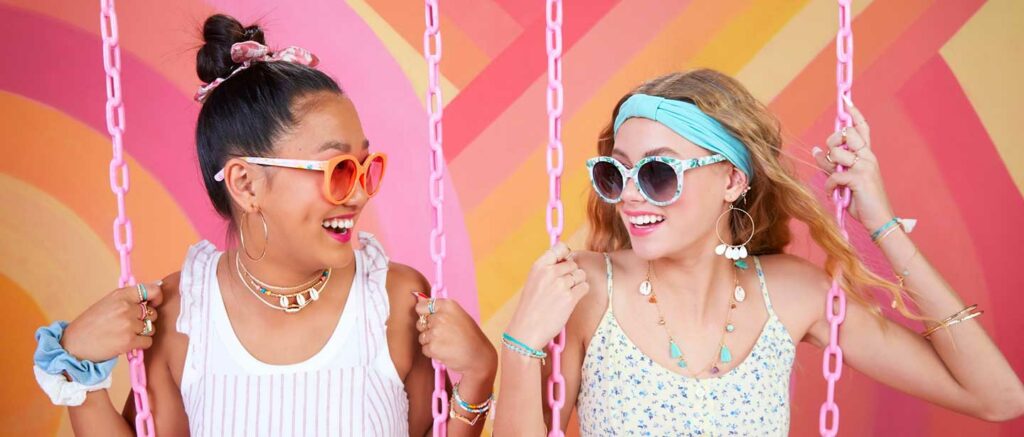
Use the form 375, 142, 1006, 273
196, 14, 343, 219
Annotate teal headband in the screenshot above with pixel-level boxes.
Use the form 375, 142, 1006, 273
613, 93, 753, 181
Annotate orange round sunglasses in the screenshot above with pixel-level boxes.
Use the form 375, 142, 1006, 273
215, 153, 387, 205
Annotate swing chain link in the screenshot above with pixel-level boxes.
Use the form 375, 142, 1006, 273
545, 0, 567, 436
100, 1, 155, 436
821, 1, 853, 436
424, 0, 449, 434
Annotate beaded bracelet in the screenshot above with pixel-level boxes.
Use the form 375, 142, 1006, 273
501, 333, 547, 364
452, 382, 494, 414
871, 217, 917, 243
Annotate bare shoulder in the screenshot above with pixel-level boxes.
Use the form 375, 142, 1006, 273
385, 262, 429, 321
754, 253, 831, 343
573, 250, 608, 282
147, 271, 188, 381
156, 271, 183, 323
571, 250, 608, 308
386, 262, 429, 294
566, 250, 612, 347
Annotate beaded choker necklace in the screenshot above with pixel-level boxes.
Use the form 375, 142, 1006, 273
235, 253, 331, 313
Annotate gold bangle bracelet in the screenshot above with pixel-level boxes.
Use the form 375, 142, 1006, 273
921, 304, 978, 337
448, 400, 483, 426
940, 304, 978, 325
922, 308, 983, 338
944, 310, 983, 330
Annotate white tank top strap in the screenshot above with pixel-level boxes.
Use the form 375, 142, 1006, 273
357, 232, 390, 330
751, 256, 777, 318
354, 231, 394, 370
175, 240, 220, 374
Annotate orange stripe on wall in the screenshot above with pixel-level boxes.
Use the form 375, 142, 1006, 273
0, 273, 61, 436
0, 92, 200, 280
364, 0, 491, 88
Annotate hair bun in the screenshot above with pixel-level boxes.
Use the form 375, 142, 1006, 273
242, 25, 264, 44
196, 14, 266, 83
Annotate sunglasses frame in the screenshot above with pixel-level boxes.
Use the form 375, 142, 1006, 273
585, 154, 727, 206
215, 152, 388, 205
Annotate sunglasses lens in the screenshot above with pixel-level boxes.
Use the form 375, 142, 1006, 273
592, 161, 624, 200
329, 159, 358, 202
638, 160, 679, 203
364, 155, 385, 196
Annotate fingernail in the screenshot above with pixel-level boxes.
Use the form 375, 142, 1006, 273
812, 146, 823, 156
842, 94, 853, 107
411, 291, 429, 300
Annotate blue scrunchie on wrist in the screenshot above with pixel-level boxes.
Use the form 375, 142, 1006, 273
34, 321, 117, 385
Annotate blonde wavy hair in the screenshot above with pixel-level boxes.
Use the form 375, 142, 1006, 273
586, 69, 915, 320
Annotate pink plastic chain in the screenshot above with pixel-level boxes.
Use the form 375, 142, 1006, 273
544, 0, 566, 436
100, 1, 155, 436
820, 1, 854, 436
423, 0, 449, 435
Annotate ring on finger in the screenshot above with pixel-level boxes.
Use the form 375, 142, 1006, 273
826, 151, 835, 164
840, 127, 848, 145
417, 314, 429, 328
428, 298, 437, 315
138, 302, 149, 321
138, 319, 154, 337
136, 283, 148, 302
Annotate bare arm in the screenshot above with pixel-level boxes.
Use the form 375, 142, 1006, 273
798, 240, 1024, 421
64, 276, 190, 436
494, 247, 598, 435
807, 101, 1024, 421
68, 389, 134, 437
497, 324, 586, 435
389, 263, 496, 436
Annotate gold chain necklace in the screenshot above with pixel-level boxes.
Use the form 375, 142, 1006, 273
235, 253, 331, 313
641, 261, 745, 375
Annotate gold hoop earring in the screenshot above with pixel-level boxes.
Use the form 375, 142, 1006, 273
714, 203, 755, 261
240, 209, 268, 261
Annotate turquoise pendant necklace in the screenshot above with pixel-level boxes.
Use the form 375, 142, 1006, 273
642, 261, 744, 375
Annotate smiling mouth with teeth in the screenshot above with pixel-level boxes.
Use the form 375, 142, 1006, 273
322, 218, 355, 234
628, 214, 666, 227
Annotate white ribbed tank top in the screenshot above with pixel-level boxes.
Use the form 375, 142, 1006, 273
175, 232, 409, 437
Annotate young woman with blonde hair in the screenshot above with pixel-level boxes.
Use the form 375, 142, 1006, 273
495, 69, 1024, 435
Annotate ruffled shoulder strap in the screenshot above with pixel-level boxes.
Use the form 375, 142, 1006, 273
175, 241, 220, 341
357, 232, 391, 325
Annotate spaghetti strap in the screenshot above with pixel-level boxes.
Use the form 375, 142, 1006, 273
603, 253, 613, 297
602, 253, 615, 317
752, 256, 777, 317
